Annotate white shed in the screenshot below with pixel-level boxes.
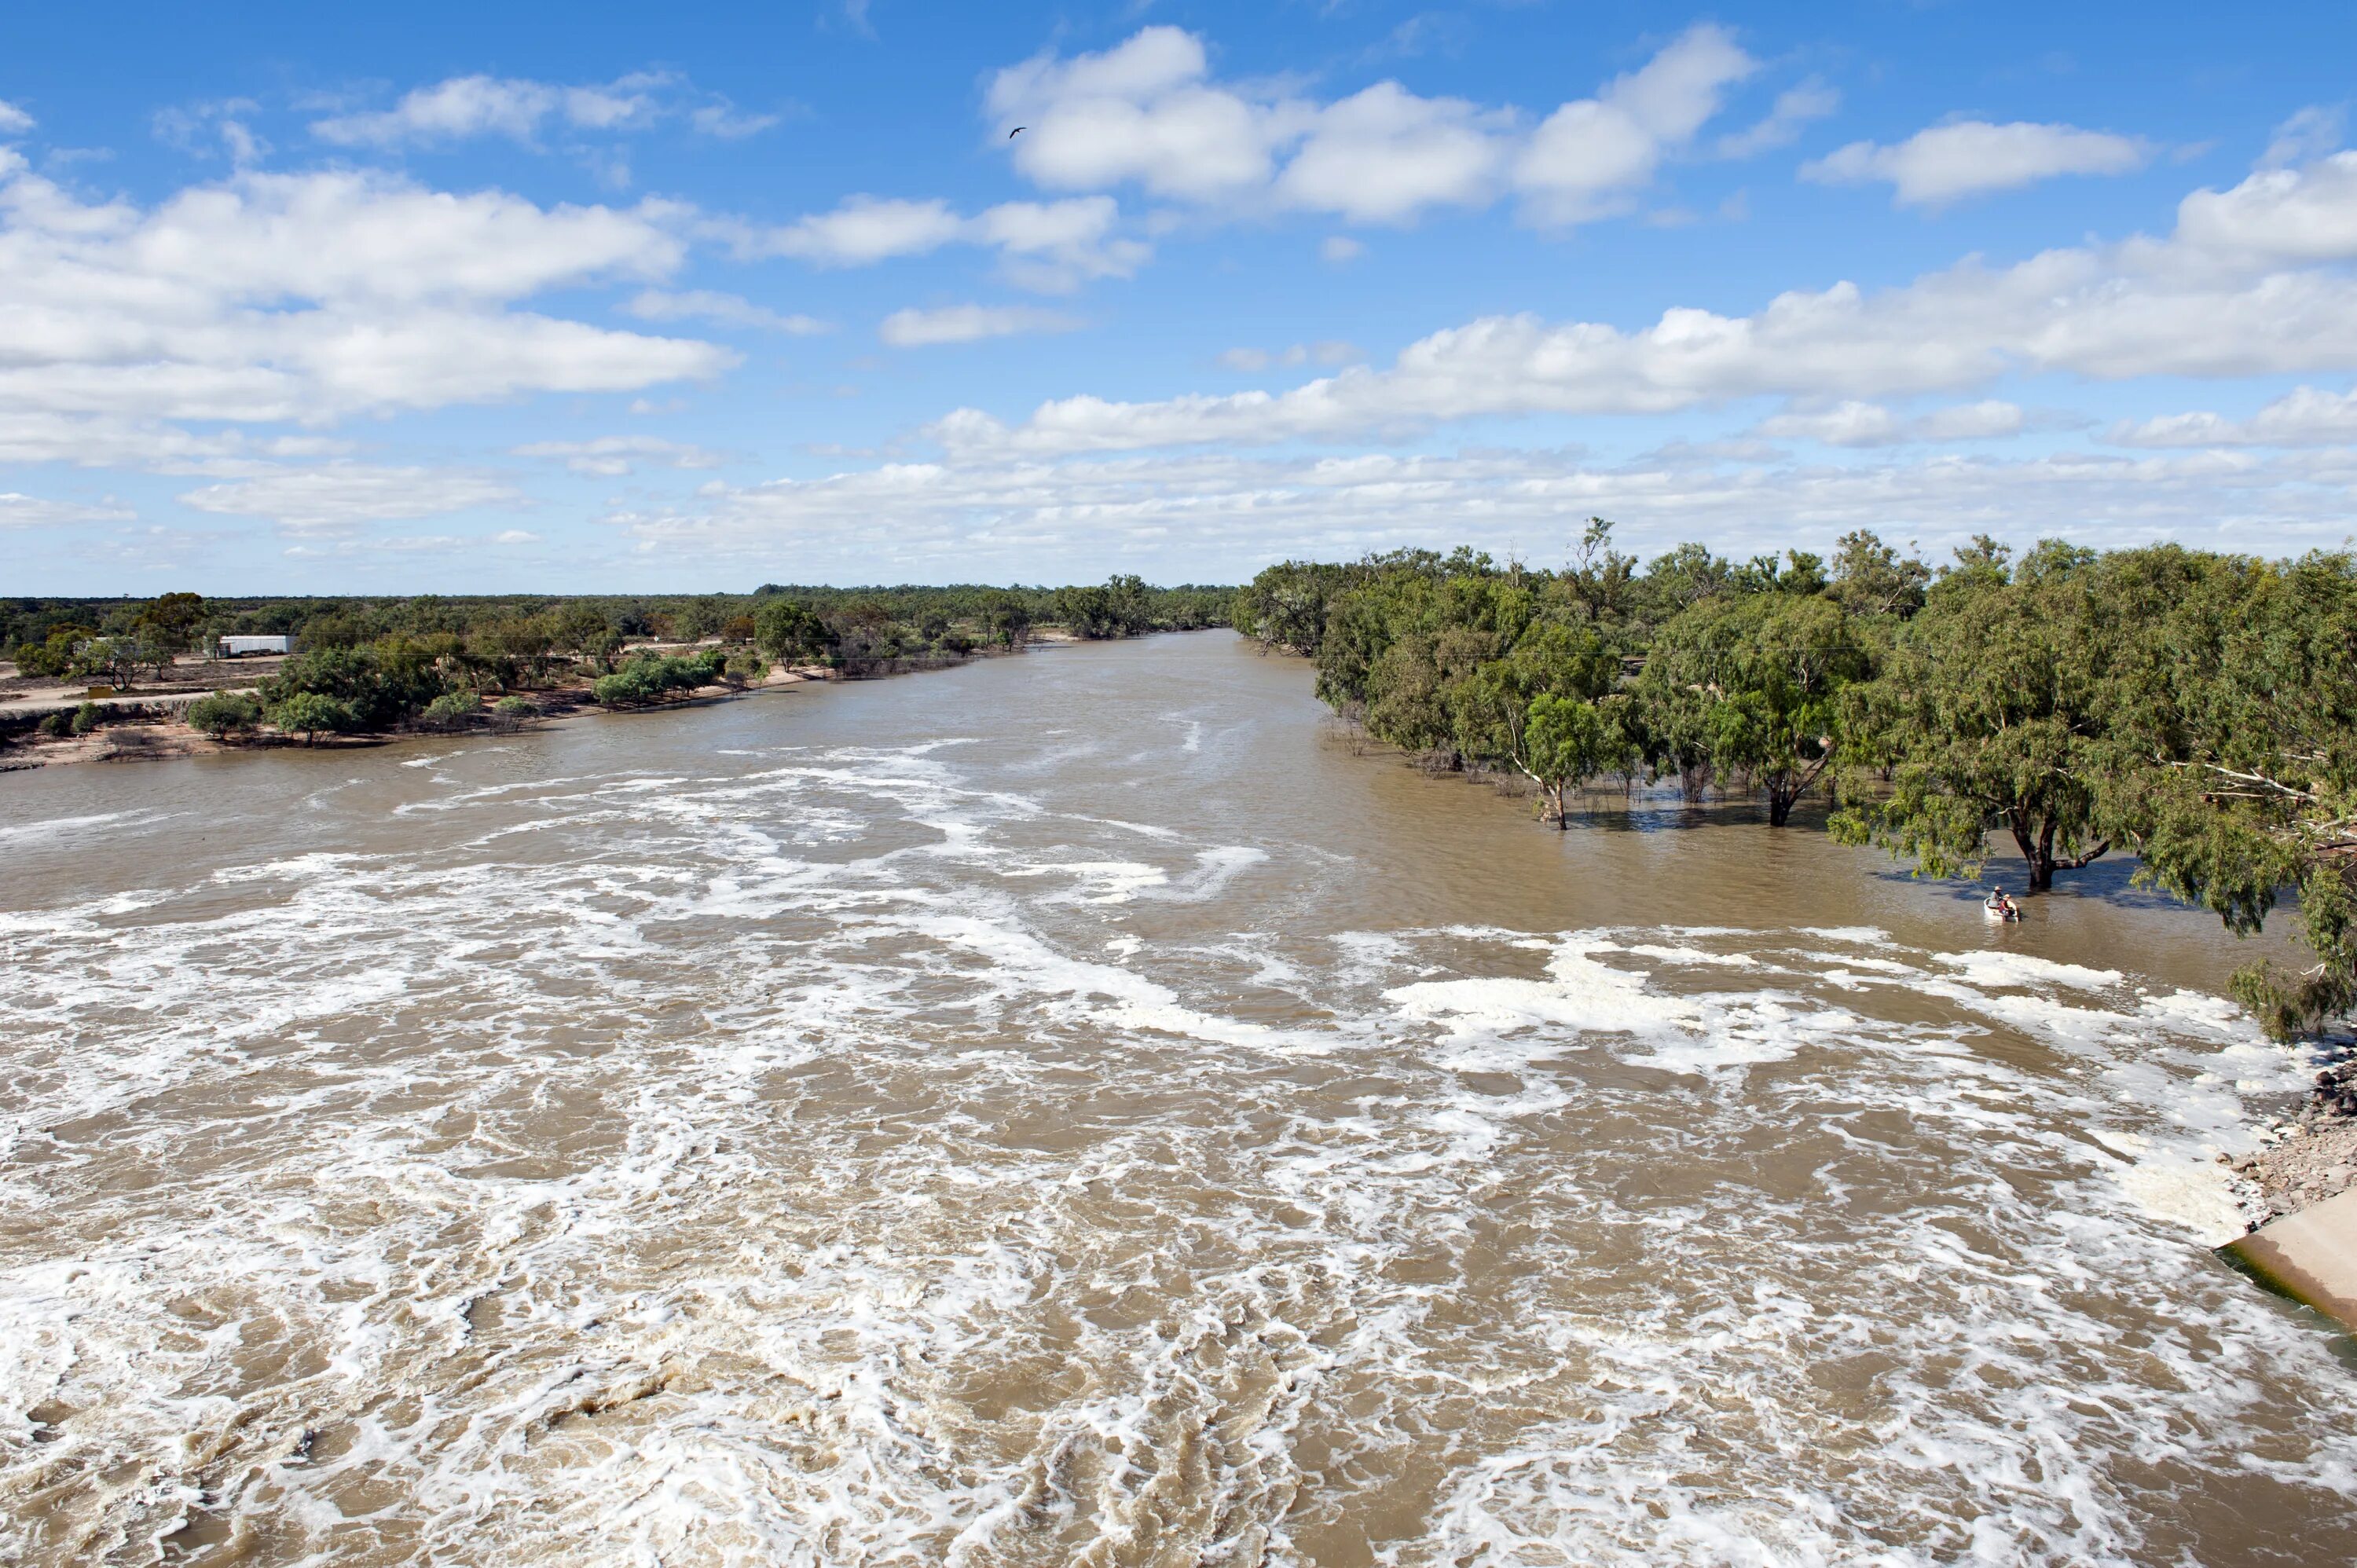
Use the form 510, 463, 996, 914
218, 635, 293, 658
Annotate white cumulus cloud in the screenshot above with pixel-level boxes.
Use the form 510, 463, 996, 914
1516, 24, 1757, 225
601, 442, 2357, 581
624, 289, 828, 334
1803, 119, 2150, 207
0, 491, 134, 529
988, 24, 1781, 230
928, 154, 2357, 458
1754, 399, 2025, 446
512, 435, 730, 474
2107, 385, 2357, 448
177, 463, 527, 535
0, 159, 732, 449
878, 305, 1083, 348
748, 194, 1147, 292
311, 71, 773, 149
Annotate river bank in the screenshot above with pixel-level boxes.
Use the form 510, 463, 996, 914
0, 636, 1086, 774
2231, 1057, 2357, 1224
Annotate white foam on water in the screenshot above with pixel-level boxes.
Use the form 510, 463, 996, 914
2, 742, 2353, 1566
1939, 951, 2126, 991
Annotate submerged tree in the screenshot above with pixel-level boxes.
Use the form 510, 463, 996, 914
1523, 694, 1637, 827
1640, 593, 1865, 826
2095, 549, 2357, 1036
1831, 541, 2113, 890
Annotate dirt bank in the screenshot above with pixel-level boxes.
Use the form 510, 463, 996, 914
2227, 1056, 2357, 1227
0, 662, 824, 773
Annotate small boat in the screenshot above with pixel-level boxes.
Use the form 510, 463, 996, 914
1983, 894, 2022, 922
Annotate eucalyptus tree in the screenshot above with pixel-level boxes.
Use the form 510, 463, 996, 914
2093, 548, 2357, 1035
1827, 530, 1930, 619
1831, 542, 2113, 889
1640, 592, 1867, 826
1523, 694, 1639, 828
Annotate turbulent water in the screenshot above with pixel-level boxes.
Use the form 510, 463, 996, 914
3, 630, 2354, 1566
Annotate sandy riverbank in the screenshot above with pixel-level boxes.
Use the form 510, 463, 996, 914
0, 661, 828, 774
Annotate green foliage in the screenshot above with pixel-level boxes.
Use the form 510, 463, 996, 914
753, 599, 834, 665
269, 691, 357, 744
38, 712, 70, 738
1051, 575, 1157, 639
186, 691, 263, 738
259, 641, 445, 729
2087, 548, 2357, 1036
493, 694, 538, 716
1235, 560, 1363, 654
69, 635, 166, 689
423, 691, 481, 729
69, 701, 104, 735
722, 652, 771, 688
1827, 530, 1930, 619
13, 622, 96, 678
134, 592, 206, 654
1524, 694, 1638, 826
592, 649, 726, 707
1640, 593, 1865, 826
1832, 542, 2113, 888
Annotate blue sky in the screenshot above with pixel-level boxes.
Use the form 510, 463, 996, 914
5, 1, 2356, 593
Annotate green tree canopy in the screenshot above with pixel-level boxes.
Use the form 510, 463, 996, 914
1640, 593, 1865, 826
1831, 544, 2113, 890
269, 691, 357, 745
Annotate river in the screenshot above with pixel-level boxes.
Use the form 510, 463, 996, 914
2, 630, 2352, 1566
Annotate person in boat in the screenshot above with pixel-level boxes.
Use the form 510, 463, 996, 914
1988, 886, 2019, 918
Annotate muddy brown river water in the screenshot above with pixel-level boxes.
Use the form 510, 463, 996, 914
2, 630, 2353, 1566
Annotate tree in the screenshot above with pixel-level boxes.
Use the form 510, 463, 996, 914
1640, 594, 1866, 826
1237, 561, 1356, 654
753, 598, 833, 665
984, 594, 1032, 647
1827, 531, 1930, 619
269, 691, 357, 745
69, 636, 165, 690
423, 691, 481, 729
259, 642, 445, 729
134, 592, 206, 658
2091, 549, 2357, 1035
1831, 551, 2113, 888
187, 691, 262, 738
1524, 694, 1637, 827
554, 603, 617, 661
1565, 518, 1637, 624
13, 625, 94, 679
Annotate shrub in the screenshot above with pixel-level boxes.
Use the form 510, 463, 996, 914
493, 694, 537, 717
38, 712, 69, 738
269, 691, 358, 744
187, 691, 263, 738
258, 642, 444, 729
423, 691, 481, 729
723, 652, 770, 688
69, 702, 103, 735
592, 650, 726, 707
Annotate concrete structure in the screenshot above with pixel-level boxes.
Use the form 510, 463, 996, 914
218, 635, 292, 658
2220, 1187, 2357, 1331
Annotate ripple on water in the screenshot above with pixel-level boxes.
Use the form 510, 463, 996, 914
0, 733, 2352, 1567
